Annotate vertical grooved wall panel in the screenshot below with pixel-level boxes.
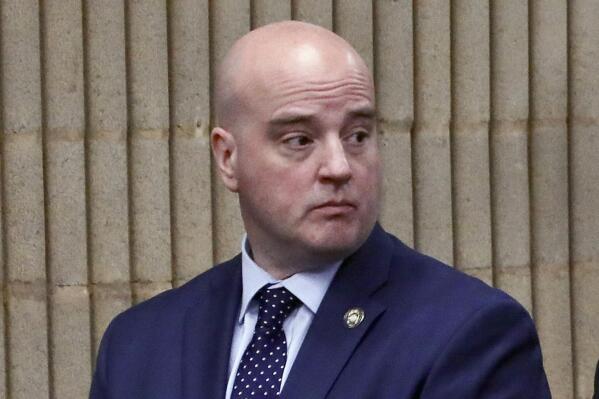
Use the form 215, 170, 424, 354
570, 0, 599, 397
530, 0, 573, 397
252, 0, 291, 28
374, 0, 414, 245
84, 0, 132, 356
210, 0, 250, 263
50, 286, 91, 398
0, 3, 596, 397
168, 0, 213, 286
41, 0, 91, 397
412, 0, 453, 265
7, 283, 49, 399
1, 1, 49, 398
1, 2, 45, 283
333, 1, 373, 72
126, 0, 173, 302
43, 0, 87, 286
451, 1, 492, 285
490, 0, 533, 313
292, 0, 332, 29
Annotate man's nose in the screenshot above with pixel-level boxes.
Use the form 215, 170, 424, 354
318, 137, 352, 183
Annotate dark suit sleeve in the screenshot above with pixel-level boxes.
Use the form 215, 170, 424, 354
89, 320, 114, 399
421, 297, 552, 398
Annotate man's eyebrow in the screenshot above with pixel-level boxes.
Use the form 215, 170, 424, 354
270, 106, 376, 125
269, 112, 315, 125
347, 106, 376, 120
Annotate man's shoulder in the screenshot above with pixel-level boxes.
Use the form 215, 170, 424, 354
376, 231, 538, 375
387, 241, 549, 397
383, 231, 525, 318
106, 255, 241, 336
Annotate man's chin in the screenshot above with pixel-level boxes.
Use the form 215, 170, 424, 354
302, 232, 368, 263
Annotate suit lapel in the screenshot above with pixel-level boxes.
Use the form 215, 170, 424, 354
281, 225, 392, 399
181, 257, 242, 399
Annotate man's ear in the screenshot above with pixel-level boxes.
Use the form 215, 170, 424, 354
211, 126, 239, 192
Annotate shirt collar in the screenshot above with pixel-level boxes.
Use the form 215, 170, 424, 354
238, 234, 342, 324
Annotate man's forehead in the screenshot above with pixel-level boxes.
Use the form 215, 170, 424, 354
215, 21, 374, 129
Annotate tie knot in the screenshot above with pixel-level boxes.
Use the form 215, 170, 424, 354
255, 286, 300, 332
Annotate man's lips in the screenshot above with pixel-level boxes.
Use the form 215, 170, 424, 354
311, 200, 357, 213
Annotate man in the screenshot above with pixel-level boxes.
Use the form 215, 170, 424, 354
90, 21, 551, 398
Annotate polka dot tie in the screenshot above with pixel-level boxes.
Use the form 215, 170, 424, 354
231, 286, 300, 398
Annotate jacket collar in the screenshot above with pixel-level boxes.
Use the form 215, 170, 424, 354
281, 223, 392, 399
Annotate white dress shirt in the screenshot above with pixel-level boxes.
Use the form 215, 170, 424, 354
225, 236, 342, 398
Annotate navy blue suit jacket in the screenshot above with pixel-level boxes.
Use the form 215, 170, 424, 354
90, 224, 551, 398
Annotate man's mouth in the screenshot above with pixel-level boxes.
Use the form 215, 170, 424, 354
312, 200, 357, 214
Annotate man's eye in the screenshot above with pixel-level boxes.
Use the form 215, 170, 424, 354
346, 131, 369, 144
284, 135, 312, 147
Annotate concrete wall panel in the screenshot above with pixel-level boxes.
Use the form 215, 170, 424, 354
83, 0, 131, 362
1, 0, 42, 133
252, 0, 291, 28
412, 0, 453, 265
374, 0, 413, 245
380, 134, 413, 246
1, 0, 46, 283
87, 140, 130, 283
1, 1, 49, 398
50, 286, 92, 399
127, 0, 172, 289
42, 0, 87, 285
2, 135, 46, 283
7, 283, 49, 399
169, 0, 213, 284
41, 2, 92, 398
489, 0, 532, 312
210, 0, 250, 262
333, 0, 373, 72
451, 0, 492, 285
2, 107, 49, 398
570, 0, 599, 396
85, 0, 130, 285
529, 0, 573, 397
45, 141, 87, 283
292, 0, 332, 30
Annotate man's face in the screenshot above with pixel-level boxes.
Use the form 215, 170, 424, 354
217, 42, 381, 271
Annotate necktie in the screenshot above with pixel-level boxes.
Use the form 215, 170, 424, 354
232, 286, 300, 398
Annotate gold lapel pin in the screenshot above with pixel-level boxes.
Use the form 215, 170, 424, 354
344, 307, 365, 328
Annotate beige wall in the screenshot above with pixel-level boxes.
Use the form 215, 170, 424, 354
0, 1, 597, 398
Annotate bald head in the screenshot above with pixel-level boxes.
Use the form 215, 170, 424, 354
214, 21, 373, 131
210, 21, 380, 275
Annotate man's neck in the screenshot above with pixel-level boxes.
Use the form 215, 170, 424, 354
245, 238, 342, 280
